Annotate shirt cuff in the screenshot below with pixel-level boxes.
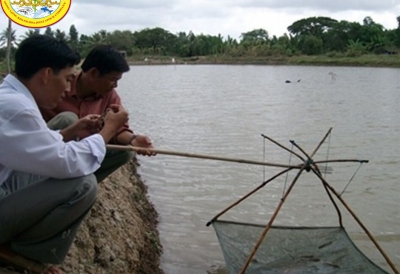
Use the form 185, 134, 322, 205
85, 134, 106, 163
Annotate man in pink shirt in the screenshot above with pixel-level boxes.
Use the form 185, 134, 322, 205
40, 45, 155, 182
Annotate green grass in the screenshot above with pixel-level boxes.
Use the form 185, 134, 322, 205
127, 54, 400, 67
286, 54, 400, 67
1, 53, 398, 82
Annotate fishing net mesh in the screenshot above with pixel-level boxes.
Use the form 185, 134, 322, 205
212, 220, 388, 274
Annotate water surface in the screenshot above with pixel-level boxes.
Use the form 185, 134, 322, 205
118, 65, 400, 273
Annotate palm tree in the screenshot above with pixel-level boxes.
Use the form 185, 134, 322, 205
20, 29, 41, 40
79, 30, 109, 54
0, 22, 18, 47
1, 19, 15, 74
91, 30, 109, 45
44, 27, 54, 37
54, 29, 68, 42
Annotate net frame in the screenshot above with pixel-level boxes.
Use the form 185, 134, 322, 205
206, 128, 399, 274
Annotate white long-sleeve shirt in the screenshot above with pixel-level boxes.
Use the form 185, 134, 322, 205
0, 74, 106, 185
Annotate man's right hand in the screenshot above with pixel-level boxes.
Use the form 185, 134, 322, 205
60, 114, 101, 142
99, 104, 129, 144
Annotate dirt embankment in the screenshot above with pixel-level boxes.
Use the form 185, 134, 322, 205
0, 160, 163, 274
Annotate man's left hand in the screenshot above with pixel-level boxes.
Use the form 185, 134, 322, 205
131, 135, 156, 156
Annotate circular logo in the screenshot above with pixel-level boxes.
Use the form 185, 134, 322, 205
1, 0, 71, 28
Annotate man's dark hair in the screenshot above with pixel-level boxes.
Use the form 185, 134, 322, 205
15, 34, 80, 79
81, 45, 130, 76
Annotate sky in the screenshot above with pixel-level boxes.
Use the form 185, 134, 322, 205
1, 0, 399, 41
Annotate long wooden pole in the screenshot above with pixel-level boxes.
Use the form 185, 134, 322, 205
239, 129, 333, 274
238, 164, 308, 274
206, 167, 294, 226
290, 141, 344, 227
291, 137, 397, 273
261, 134, 305, 161
314, 159, 369, 164
106, 144, 300, 169
311, 168, 400, 274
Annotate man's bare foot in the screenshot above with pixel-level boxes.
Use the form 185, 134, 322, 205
46, 265, 63, 274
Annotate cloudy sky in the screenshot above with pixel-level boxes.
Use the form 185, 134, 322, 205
1, 0, 399, 40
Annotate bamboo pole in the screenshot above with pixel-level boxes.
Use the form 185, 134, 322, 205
206, 167, 294, 226
314, 159, 369, 164
239, 129, 332, 274
106, 144, 300, 169
311, 167, 400, 274
106, 145, 354, 173
310, 127, 332, 156
238, 164, 308, 274
261, 134, 305, 161
261, 134, 336, 174
290, 137, 397, 273
290, 141, 344, 227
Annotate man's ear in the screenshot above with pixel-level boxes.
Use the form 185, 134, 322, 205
38, 67, 52, 85
88, 67, 100, 79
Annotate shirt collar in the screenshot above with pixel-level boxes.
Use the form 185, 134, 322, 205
68, 73, 79, 97
3, 74, 37, 104
70, 72, 104, 99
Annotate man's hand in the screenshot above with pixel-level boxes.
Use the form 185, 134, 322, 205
99, 105, 129, 144
60, 114, 101, 142
131, 135, 156, 156
74, 114, 102, 139
102, 105, 129, 129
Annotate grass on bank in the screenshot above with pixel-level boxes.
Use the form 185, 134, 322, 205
1, 53, 399, 81
127, 54, 400, 67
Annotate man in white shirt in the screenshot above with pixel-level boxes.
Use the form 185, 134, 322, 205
0, 35, 129, 274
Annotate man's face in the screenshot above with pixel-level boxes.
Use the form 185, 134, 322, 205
39, 66, 75, 109
93, 71, 123, 95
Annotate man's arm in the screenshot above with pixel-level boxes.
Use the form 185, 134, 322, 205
60, 114, 101, 142
115, 131, 156, 156
0, 109, 105, 178
0, 107, 128, 179
104, 98, 156, 156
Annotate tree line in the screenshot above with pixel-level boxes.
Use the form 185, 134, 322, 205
1, 15, 400, 61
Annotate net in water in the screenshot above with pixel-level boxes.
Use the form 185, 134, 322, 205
212, 220, 388, 274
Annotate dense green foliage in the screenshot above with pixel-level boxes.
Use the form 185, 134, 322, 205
1, 15, 400, 62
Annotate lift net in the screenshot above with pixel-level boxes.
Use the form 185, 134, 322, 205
212, 220, 388, 274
